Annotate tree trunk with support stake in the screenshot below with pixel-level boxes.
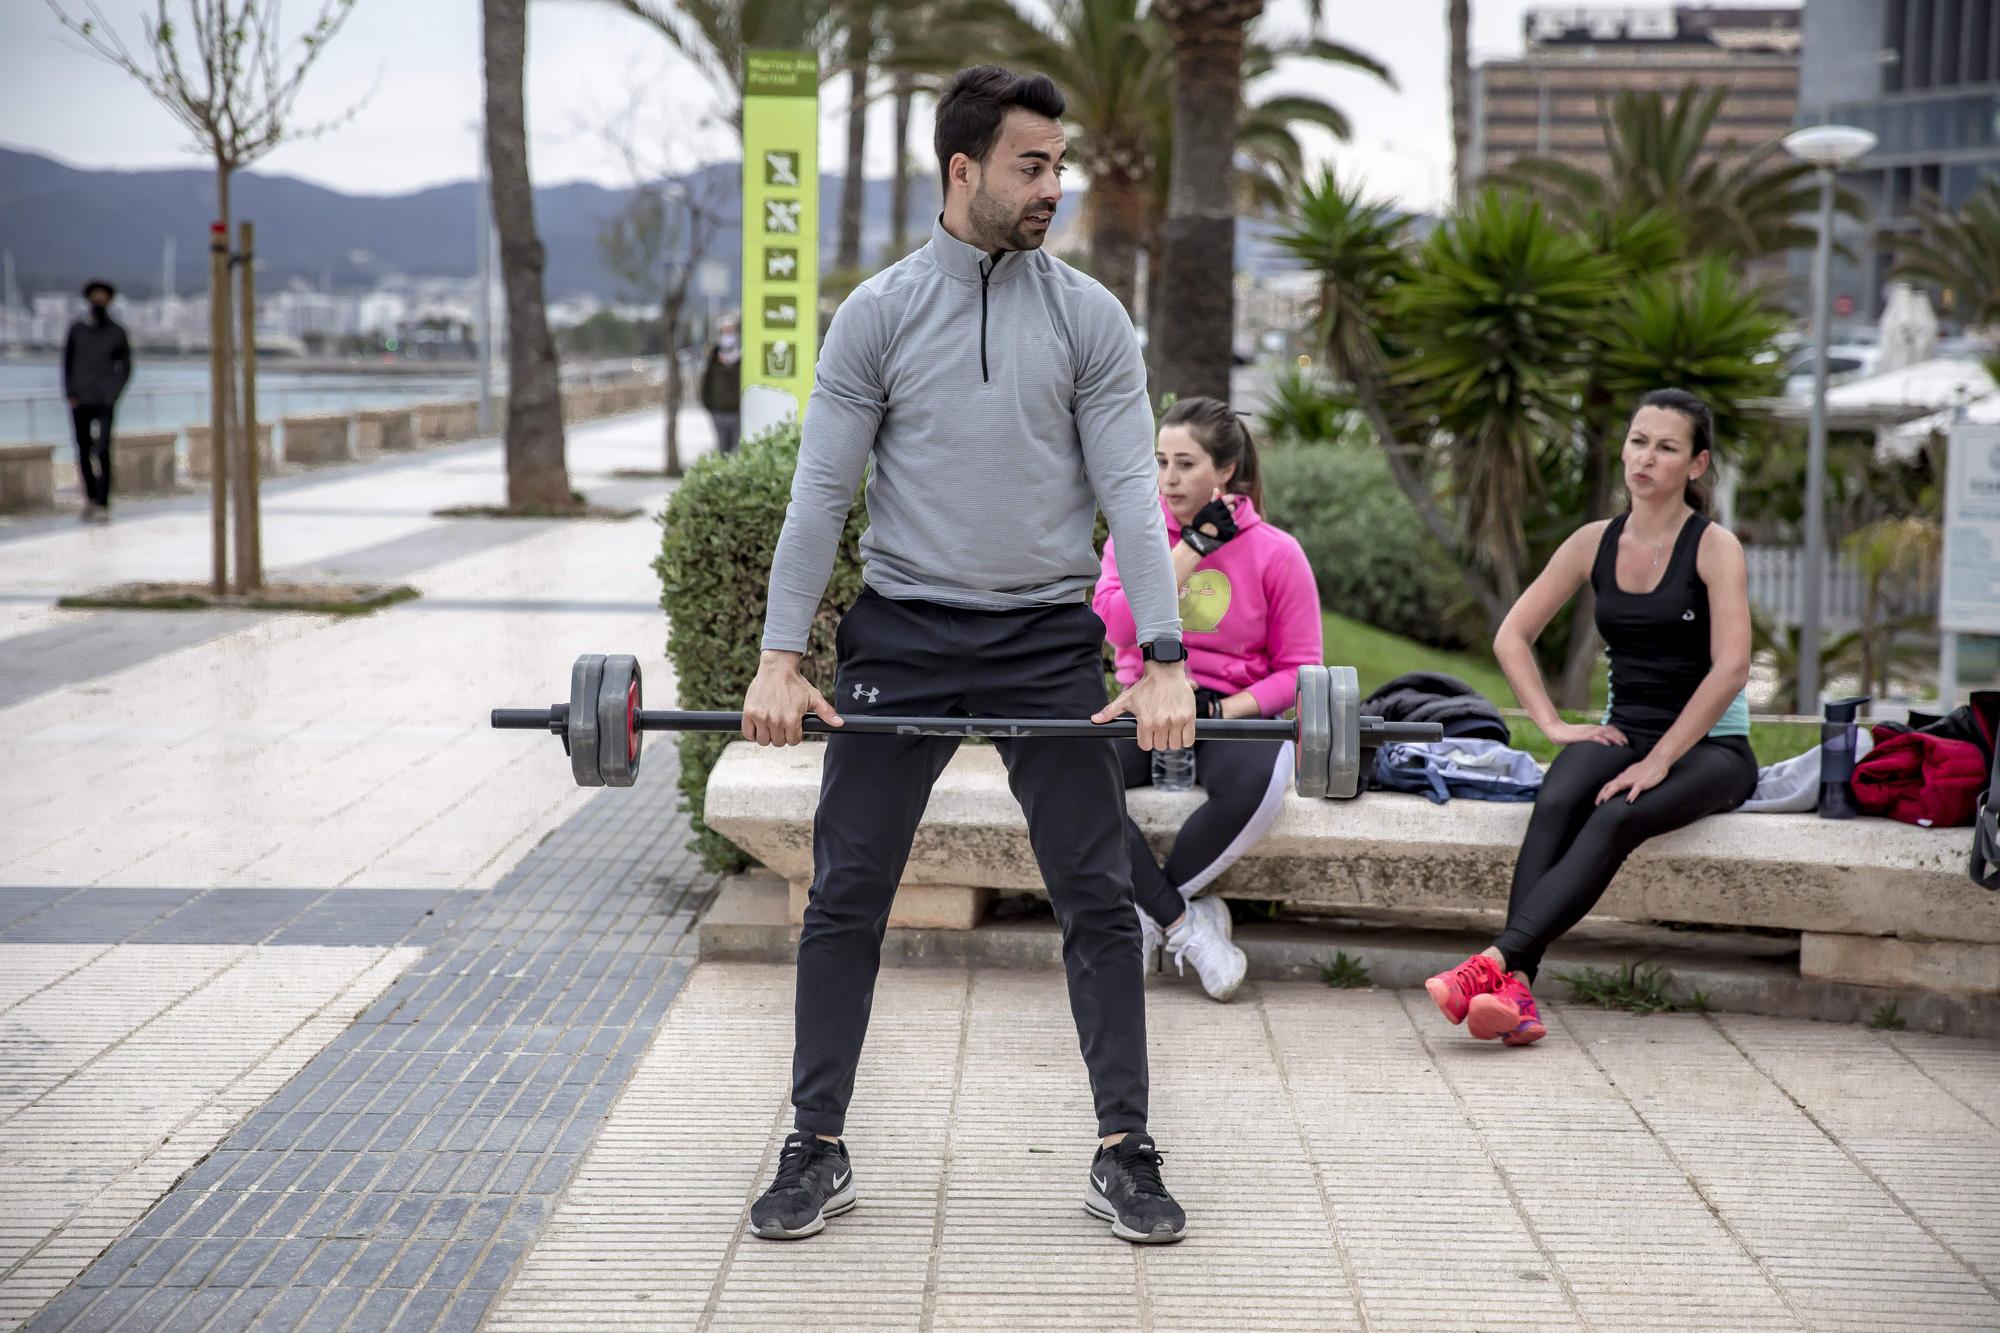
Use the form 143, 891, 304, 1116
207, 216, 230, 596
235, 220, 263, 593
661, 291, 685, 476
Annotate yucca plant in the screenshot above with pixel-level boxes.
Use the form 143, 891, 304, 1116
1894, 182, 2000, 328
1270, 171, 1411, 389
1497, 83, 1858, 262
1391, 190, 1620, 604
1597, 257, 1789, 462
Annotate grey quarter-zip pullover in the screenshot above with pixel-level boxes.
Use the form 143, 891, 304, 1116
760, 214, 1181, 653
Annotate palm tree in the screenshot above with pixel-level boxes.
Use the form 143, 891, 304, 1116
1150, 0, 1269, 401
1498, 84, 1851, 262
834, 6, 874, 273
1894, 182, 2000, 327
1393, 190, 1621, 609
1449, 0, 1471, 203
485, 0, 572, 509
610, 1, 839, 133
1139, 31, 1389, 334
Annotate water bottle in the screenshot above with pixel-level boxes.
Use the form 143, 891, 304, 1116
1817, 695, 1869, 819
1151, 745, 1197, 792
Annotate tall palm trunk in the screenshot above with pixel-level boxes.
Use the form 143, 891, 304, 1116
1449, 0, 1472, 203
1154, 0, 1263, 403
836, 28, 869, 272
888, 73, 915, 260
483, 0, 571, 509
1087, 158, 1147, 317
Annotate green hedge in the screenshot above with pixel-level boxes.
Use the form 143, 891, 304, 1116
1258, 443, 1468, 648
653, 422, 867, 871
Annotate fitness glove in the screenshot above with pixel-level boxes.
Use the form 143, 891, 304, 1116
1180, 496, 1239, 557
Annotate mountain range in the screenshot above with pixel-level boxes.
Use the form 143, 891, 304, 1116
0, 145, 1321, 305
0, 147, 1038, 303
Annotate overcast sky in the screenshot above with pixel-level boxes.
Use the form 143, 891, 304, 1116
0, 1, 1799, 213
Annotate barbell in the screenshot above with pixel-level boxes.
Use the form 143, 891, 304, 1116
491, 656, 1441, 799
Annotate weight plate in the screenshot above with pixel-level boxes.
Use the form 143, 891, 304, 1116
598, 655, 642, 787
1327, 664, 1361, 799
569, 653, 606, 788
1294, 665, 1330, 799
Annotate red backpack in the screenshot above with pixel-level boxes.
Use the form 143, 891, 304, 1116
1852, 728, 1990, 828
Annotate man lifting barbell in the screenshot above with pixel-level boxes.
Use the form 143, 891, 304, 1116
487, 64, 1446, 1250
741, 66, 1193, 1246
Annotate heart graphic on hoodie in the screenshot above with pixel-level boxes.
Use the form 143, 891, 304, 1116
1179, 569, 1234, 633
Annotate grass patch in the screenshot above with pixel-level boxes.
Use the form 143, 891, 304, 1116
58, 581, 420, 616
1868, 1001, 1907, 1031
433, 502, 641, 520
1318, 951, 1373, 989
1323, 609, 1820, 766
1550, 962, 1707, 1015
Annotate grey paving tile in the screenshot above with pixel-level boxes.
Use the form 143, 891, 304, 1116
0, 888, 197, 943
30, 758, 709, 1328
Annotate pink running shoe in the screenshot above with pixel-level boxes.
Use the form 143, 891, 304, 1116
1424, 953, 1506, 1025
1468, 974, 1547, 1046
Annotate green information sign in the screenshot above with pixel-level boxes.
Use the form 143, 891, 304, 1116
741, 50, 819, 414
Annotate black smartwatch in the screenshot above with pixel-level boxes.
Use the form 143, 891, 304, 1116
1141, 638, 1187, 665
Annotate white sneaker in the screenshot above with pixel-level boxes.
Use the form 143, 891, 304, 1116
1136, 905, 1165, 973
1165, 895, 1247, 1002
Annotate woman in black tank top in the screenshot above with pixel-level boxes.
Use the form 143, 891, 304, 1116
1421, 389, 1759, 1048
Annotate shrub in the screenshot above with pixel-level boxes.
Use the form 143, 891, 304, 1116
654, 422, 867, 870
1258, 443, 1468, 647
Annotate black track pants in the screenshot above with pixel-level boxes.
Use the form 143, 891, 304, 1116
1115, 736, 1293, 927
791, 588, 1147, 1139
1495, 734, 1757, 977
71, 405, 114, 507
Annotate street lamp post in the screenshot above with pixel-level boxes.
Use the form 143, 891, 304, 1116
1782, 124, 1876, 715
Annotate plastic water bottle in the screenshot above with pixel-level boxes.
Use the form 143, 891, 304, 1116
1151, 746, 1197, 792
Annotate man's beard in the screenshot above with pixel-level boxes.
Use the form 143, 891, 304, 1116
970, 181, 1050, 253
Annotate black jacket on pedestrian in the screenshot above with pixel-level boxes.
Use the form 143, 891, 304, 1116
699, 346, 740, 414
63, 313, 133, 408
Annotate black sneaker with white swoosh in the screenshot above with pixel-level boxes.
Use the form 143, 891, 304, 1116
749, 1133, 857, 1239
1085, 1133, 1186, 1243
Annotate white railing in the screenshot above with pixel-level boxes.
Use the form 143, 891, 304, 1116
1744, 545, 1938, 630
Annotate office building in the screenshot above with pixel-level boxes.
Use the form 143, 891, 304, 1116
1472, 5, 1801, 181
1802, 0, 2000, 322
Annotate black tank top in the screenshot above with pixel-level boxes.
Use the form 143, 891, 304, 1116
1592, 511, 1717, 740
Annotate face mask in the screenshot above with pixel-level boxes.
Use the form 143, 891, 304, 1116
719, 335, 739, 355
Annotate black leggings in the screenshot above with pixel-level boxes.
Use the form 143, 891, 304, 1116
1495, 734, 1757, 978
1116, 737, 1293, 928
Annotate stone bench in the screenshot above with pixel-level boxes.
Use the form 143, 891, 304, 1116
280, 413, 355, 466
0, 443, 55, 512
187, 424, 274, 481
353, 407, 414, 453
703, 742, 1999, 993
411, 401, 480, 444
113, 429, 179, 492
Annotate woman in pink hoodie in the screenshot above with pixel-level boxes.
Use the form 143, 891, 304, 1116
1095, 396, 1324, 1001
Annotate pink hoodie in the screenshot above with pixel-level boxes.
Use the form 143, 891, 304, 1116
1095, 495, 1323, 718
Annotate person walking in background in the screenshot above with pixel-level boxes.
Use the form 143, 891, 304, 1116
700, 314, 742, 455
63, 279, 132, 523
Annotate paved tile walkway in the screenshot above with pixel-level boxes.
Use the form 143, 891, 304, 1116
490, 964, 2000, 1333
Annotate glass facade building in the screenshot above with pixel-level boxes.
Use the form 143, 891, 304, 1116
1801, 0, 2000, 321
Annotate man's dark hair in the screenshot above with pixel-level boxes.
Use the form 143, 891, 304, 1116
933, 65, 1065, 196
81, 279, 115, 301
